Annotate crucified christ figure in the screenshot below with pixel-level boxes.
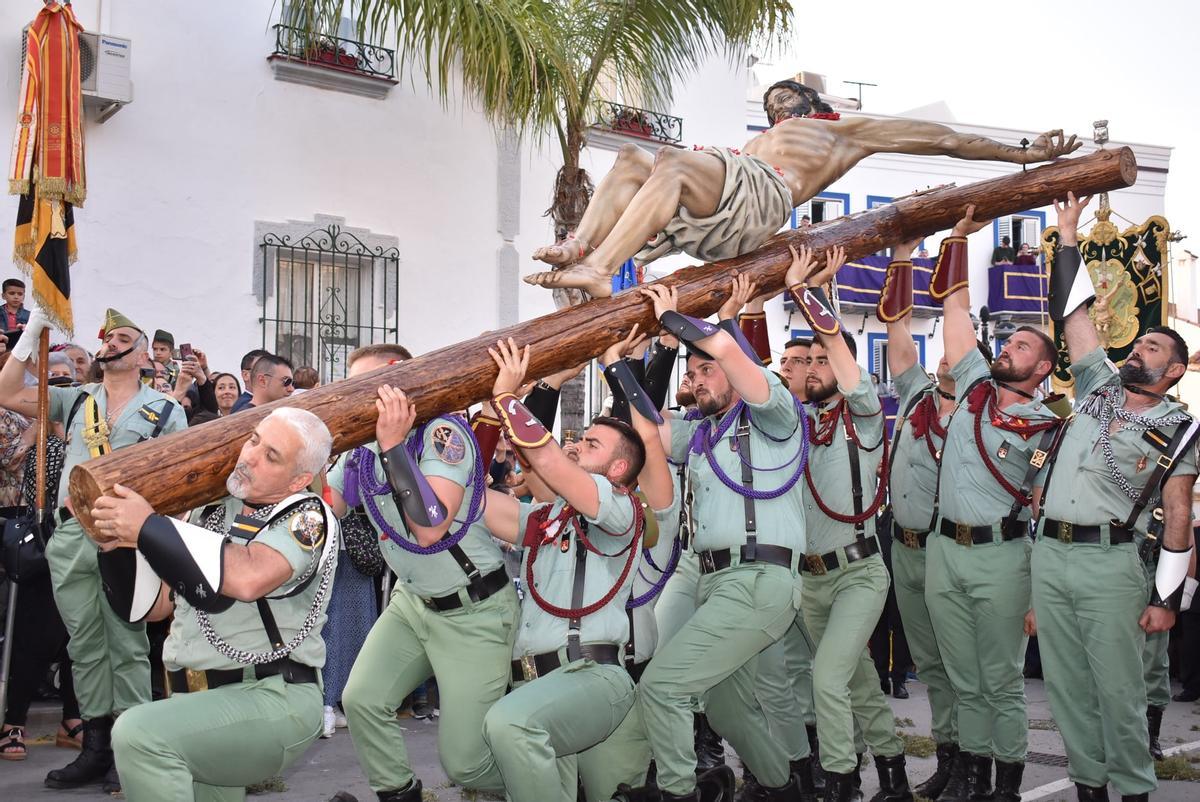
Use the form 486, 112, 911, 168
526, 81, 1080, 298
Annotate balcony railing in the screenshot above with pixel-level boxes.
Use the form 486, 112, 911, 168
598, 102, 683, 145
270, 23, 396, 81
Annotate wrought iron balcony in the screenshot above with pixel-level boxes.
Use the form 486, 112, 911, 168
598, 102, 683, 145
270, 23, 396, 82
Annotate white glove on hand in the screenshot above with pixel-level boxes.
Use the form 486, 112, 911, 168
1182, 576, 1198, 612
11, 306, 50, 363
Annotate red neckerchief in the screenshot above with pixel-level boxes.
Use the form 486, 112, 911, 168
965, 381, 1062, 505
907, 393, 948, 460
807, 112, 841, 120
810, 400, 845, 446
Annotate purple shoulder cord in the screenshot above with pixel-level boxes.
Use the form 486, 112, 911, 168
351, 416, 486, 555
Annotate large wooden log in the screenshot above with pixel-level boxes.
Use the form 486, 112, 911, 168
69, 147, 1137, 530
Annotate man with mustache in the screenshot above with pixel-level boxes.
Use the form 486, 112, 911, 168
923, 208, 1064, 802
85, 407, 337, 802
784, 245, 914, 802
0, 308, 187, 794
1029, 193, 1197, 802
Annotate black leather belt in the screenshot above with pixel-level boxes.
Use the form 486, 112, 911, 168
422, 566, 510, 612
168, 658, 317, 694
511, 643, 621, 683
697, 543, 793, 575
1042, 519, 1135, 545
802, 537, 879, 575
891, 521, 931, 550
939, 518, 1027, 546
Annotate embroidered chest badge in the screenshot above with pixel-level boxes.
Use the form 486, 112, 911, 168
431, 425, 466, 465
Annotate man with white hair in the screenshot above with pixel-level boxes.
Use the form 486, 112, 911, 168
0, 307, 186, 794
86, 406, 338, 802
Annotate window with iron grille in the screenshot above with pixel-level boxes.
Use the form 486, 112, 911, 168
256, 217, 400, 383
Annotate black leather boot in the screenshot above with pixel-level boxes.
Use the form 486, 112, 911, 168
377, 779, 423, 802
851, 754, 864, 791
695, 713, 726, 771
613, 781, 666, 802
696, 766, 736, 802
869, 754, 913, 802
791, 757, 820, 802
991, 760, 1022, 802
102, 762, 122, 794
914, 743, 959, 800
939, 752, 991, 802
736, 764, 765, 802
761, 774, 805, 801
1146, 705, 1164, 761
807, 725, 826, 792
822, 771, 863, 802
966, 754, 994, 801
44, 715, 114, 788
1074, 783, 1109, 802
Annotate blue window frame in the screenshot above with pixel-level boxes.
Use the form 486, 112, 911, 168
866, 332, 926, 378
792, 191, 852, 228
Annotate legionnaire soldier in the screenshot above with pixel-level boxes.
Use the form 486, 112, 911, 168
0, 307, 187, 794
877, 238, 968, 799
1030, 192, 1199, 802
637, 283, 810, 802
89, 407, 338, 802
925, 207, 1064, 802
325, 344, 519, 802
476, 338, 649, 802
785, 245, 914, 802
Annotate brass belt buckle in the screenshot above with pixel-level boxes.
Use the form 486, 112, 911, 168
185, 668, 209, 694
903, 529, 920, 549
1030, 449, 1048, 469
519, 655, 538, 682
954, 522, 973, 547
805, 554, 827, 575
1058, 521, 1073, 544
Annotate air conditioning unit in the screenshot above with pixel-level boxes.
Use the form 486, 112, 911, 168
20, 29, 132, 109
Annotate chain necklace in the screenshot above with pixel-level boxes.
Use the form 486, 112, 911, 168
1079, 384, 1191, 503
192, 498, 339, 665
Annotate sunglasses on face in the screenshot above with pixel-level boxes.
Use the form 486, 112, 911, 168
264, 374, 294, 388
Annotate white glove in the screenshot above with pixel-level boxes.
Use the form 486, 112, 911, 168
1183, 576, 1199, 612
10, 305, 50, 363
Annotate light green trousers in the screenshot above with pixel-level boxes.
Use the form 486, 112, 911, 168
342, 584, 518, 794
1031, 537, 1155, 795
482, 658, 638, 802
654, 549, 699, 647
112, 675, 322, 802
802, 553, 902, 774
45, 517, 150, 719
891, 539, 959, 744
754, 610, 816, 761
925, 534, 1030, 762
640, 563, 799, 795
1143, 631, 1170, 708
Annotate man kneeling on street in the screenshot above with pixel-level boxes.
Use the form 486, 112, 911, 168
87, 407, 339, 802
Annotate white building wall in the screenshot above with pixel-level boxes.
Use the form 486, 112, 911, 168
0, 2, 1173, 391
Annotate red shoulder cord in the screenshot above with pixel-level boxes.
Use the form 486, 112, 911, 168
967, 382, 1061, 506
804, 402, 890, 524
908, 393, 947, 461
523, 491, 645, 620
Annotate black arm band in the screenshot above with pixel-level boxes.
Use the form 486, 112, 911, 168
523, 383, 561, 430
98, 547, 164, 623
138, 514, 235, 613
1049, 245, 1094, 322
660, 311, 719, 346
643, 343, 678, 411
608, 359, 663, 424
378, 443, 448, 528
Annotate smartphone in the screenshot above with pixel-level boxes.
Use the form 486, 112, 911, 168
179, 342, 195, 361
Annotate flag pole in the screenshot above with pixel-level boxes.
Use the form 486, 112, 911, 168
0, 329, 48, 712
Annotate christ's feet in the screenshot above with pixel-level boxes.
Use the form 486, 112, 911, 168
524, 262, 614, 299
532, 235, 590, 267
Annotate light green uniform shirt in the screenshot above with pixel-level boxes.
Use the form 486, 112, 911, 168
50, 382, 187, 508
165, 494, 334, 671
888, 364, 948, 531
938, 349, 1057, 526
669, 368, 806, 553
514, 474, 638, 656
630, 491, 682, 663
326, 417, 505, 599
802, 367, 885, 554
1041, 348, 1197, 531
